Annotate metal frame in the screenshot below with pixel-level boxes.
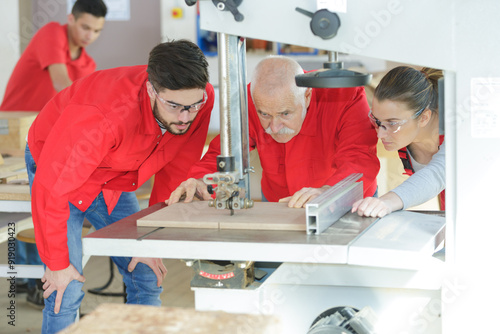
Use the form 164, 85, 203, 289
198, 2, 500, 331
305, 173, 363, 235
83, 204, 445, 271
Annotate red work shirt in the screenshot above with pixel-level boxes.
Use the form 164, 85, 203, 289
0, 22, 95, 111
190, 85, 379, 201
28, 66, 214, 270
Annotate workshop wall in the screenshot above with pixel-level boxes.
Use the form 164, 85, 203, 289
160, 0, 197, 43
86, 1, 162, 70
0, 1, 20, 103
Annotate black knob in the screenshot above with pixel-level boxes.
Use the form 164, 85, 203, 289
213, 0, 244, 22
296, 7, 341, 40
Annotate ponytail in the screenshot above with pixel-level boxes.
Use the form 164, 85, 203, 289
375, 66, 443, 116
421, 67, 443, 113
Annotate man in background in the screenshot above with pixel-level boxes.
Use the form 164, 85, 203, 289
0, 0, 107, 111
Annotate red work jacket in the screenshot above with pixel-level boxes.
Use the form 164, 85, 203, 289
190, 85, 379, 201
1, 22, 95, 111
28, 66, 214, 270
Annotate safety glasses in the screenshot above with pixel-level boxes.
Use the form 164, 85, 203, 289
150, 82, 207, 114
368, 107, 425, 134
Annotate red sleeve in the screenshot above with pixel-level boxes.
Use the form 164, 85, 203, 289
187, 134, 221, 179
31, 105, 116, 270
324, 88, 379, 197
188, 132, 258, 180
36, 23, 67, 70
189, 83, 257, 180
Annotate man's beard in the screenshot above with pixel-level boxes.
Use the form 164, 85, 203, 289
264, 126, 296, 136
153, 101, 193, 135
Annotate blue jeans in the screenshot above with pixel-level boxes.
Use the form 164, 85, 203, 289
26, 145, 163, 334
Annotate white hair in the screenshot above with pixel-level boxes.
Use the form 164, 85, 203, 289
251, 55, 308, 109
264, 125, 296, 136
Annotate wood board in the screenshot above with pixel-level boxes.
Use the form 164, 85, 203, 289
0, 111, 37, 151
0, 156, 28, 184
137, 201, 306, 231
60, 303, 280, 334
0, 170, 28, 184
0, 184, 31, 201
0, 156, 26, 173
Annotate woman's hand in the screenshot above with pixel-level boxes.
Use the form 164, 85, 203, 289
351, 192, 404, 218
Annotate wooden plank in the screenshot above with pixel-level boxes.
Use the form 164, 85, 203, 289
0, 156, 28, 185
0, 156, 26, 173
60, 303, 280, 334
0, 184, 31, 201
137, 201, 306, 231
0, 148, 24, 157
0, 171, 28, 184
218, 202, 305, 231
0, 215, 32, 244
0, 111, 37, 151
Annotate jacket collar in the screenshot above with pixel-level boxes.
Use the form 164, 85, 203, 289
139, 79, 162, 136
295, 88, 316, 137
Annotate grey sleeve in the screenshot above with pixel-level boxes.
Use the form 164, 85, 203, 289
391, 141, 446, 209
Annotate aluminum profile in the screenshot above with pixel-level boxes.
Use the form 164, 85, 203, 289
305, 173, 363, 235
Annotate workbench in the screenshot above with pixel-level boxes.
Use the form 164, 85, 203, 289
0, 213, 44, 279
82, 202, 445, 334
0, 156, 31, 212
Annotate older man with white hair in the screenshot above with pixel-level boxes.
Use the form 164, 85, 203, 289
168, 55, 379, 208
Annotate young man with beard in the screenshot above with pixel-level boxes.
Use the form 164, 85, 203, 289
26, 40, 214, 333
168, 55, 379, 208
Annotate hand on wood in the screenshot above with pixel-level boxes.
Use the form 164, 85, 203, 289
166, 178, 211, 206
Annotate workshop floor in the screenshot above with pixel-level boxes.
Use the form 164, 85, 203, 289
0, 240, 195, 333
0, 202, 195, 334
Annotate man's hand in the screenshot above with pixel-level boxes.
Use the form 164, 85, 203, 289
279, 185, 330, 208
167, 178, 212, 206
351, 192, 403, 218
128, 257, 167, 287
41, 264, 85, 314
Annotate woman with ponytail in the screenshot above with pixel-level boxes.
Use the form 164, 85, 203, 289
352, 66, 445, 218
